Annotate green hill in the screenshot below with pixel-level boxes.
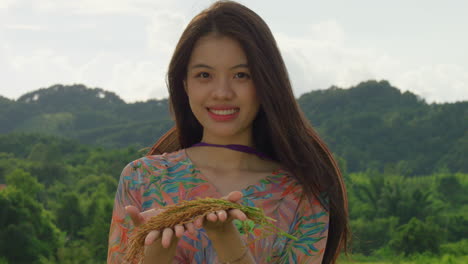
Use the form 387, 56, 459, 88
1, 80, 466, 175
0, 84, 173, 148
297, 80, 467, 175
1, 81, 467, 263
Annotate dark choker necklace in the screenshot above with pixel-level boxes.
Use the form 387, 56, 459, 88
191, 142, 270, 160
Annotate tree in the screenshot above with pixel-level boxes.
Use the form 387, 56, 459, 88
389, 217, 441, 255
80, 184, 114, 261
350, 217, 398, 255
436, 175, 464, 205
0, 187, 61, 263
55, 192, 85, 240
5, 169, 43, 197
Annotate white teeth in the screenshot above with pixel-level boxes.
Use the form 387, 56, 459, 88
209, 108, 239, 115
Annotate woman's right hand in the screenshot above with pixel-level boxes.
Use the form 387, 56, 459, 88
125, 205, 198, 263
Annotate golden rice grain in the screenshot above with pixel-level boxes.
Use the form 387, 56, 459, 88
125, 197, 296, 263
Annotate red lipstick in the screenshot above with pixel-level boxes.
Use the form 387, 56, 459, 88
207, 107, 240, 121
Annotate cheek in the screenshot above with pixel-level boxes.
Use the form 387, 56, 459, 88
186, 88, 205, 115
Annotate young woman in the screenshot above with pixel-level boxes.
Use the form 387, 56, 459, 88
107, 1, 348, 263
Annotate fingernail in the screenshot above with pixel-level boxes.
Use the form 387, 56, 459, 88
145, 236, 152, 245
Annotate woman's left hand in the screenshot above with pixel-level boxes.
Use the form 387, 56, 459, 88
194, 191, 255, 263
193, 191, 247, 234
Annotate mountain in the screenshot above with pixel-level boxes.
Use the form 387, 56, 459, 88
297, 80, 467, 175
1, 81, 466, 175
0, 84, 173, 148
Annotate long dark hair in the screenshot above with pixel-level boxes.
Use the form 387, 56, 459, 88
147, 1, 349, 263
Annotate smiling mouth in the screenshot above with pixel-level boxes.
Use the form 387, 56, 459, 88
207, 108, 240, 115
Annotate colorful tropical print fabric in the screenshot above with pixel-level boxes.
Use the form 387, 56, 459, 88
107, 149, 329, 263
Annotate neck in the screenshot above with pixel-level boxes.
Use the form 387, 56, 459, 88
192, 127, 271, 170
200, 133, 254, 148
189, 132, 259, 170
188, 146, 256, 171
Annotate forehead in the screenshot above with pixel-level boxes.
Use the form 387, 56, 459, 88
188, 34, 248, 67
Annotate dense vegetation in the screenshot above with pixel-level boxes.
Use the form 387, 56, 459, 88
1, 81, 466, 175
0, 133, 141, 264
0, 84, 173, 149
0, 81, 466, 263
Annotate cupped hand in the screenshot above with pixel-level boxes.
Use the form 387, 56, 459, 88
125, 191, 246, 248
194, 191, 248, 231
125, 206, 197, 249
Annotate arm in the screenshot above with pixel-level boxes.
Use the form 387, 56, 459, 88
125, 206, 180, 264
108, 162, 142, 263
195, 191, 256, 264
208, 222, 256, 264
107, 161, 181, 263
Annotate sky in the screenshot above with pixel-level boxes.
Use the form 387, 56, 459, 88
0, 0, 467, 103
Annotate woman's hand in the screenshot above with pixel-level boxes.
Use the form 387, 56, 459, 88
194, 191, 255, 263
125, 206, 197, 264
125, 206, 198, 248
194, 191, 248, 235
125, 192, 253, 263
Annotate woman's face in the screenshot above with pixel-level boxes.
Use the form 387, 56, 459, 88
185, 34, 260, 143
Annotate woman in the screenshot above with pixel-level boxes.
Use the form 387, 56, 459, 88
107, 1, 348, 263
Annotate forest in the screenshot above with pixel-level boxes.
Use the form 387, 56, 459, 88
0, 80, 467, 263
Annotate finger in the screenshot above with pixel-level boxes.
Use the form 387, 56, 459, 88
195, 216, 204, 228
228, 208, 247, 221
224, 191, 243, 203
125, 206, 145, 227
185, 222, 196, 235
207, 212, 218, 222
141, 208, 164, 221
216, 210, 227, 222
161, 228, 174, 248
145, 230, 160, 245
174, 225, 185, 238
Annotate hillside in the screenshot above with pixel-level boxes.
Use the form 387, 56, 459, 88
1, 81, 467, 263
297, 80, 468, 175
0, 84, 173, 148
1, 80, 466, 175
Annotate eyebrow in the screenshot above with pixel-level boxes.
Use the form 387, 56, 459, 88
189, 63, 249, 70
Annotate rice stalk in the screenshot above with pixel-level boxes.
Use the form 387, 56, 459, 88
125, 197, 297, 263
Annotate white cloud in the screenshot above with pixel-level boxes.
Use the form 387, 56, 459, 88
275, 19, 467, 103
8, 49, 78, 87
146, 10, 186, 55
8, 0, 172, 16
3, 46, 169, 102
104, 60, 168, 102
1, 2, 467, 104
0, 0, 187, 102
276, 20, 400, 96
4, 24, 46, 31
306, 20, 345, 44
395, 64, 468, 103
0, 0, 15, 9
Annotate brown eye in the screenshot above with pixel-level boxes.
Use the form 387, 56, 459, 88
197, 72, 210, 78
234, 72, 251, 79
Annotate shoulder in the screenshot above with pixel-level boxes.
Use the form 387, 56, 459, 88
119, 149, 190, 183
124, 148, 188, 172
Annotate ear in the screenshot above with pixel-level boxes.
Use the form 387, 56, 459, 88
183, 80, 187, 92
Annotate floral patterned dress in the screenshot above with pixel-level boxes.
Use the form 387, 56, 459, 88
107, 149, 328, 264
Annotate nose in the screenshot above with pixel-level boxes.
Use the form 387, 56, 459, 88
212, 75, 234, 100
